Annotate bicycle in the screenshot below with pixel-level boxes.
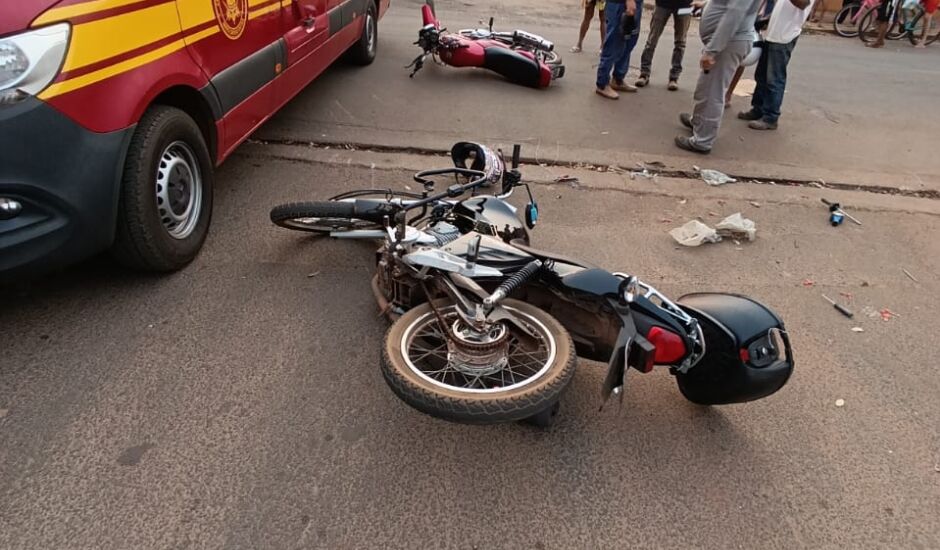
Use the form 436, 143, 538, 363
858, 0, 937, 43
833, 0, 881, 37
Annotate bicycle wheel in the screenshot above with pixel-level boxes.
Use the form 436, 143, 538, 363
858, 7, 880, 42
834, 3, 861, 37
887, 9, 909, 39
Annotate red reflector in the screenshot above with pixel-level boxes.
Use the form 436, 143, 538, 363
739, 348, 750, 363
647, 327, 687, 364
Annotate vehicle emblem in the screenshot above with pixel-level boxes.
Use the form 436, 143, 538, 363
213, 0, 249, 40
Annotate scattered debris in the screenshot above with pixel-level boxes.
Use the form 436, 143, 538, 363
839, 292, 854, 300
307, 271, 321, 278
629, 168, 656, 180
660, 218, 673, 224
749, 201, 761, 208
669, 220, 721, 247
699, 168, 737, 186
821, 198, 862, 226
879, 308, 897, 321
851, 327, 865, 332
822, 294, 854, 318
715, 213, 756, 241
678, 199, 688, 205
902, 268, 919, 283
553, 175, 580, 188
861, 281, 871, 287
601, 131, 610, 135
642, 160, 666, 169
707, 211, 719, 217
802, 279, 815, 287
835, 399, 845, 407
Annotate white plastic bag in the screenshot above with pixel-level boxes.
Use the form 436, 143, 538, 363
669, 220, 721, 246
715, 212, 757, 241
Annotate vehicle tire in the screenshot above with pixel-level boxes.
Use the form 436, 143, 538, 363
381, 299, 577, 424
111, 105, 213, 272
348, 1, 378, 65
270, 201, 380, 233
833, 3, 861, 37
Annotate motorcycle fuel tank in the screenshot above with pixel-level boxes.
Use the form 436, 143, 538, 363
675, 293, 794, 405
453, 196, 529, 243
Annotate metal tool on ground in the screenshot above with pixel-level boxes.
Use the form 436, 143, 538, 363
821, 294, 854, 318
821, 199, 862, 226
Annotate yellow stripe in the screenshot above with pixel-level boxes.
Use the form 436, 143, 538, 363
63, 2, 182, 71
40, 0, 283, 99
175, 0, 216, 31
33, 0, 150, 25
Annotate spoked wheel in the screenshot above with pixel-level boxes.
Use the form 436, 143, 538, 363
269, 201, 380, 234
833, 3, 862, 37
908, 10, 940, 45
858, 8, 905, 42
381, 299, 577, 424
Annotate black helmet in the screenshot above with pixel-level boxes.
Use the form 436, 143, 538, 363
450, 142, 504, 187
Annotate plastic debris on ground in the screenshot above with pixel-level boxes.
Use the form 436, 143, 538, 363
553, 175, 580, 188
715, 213, 756, 241
698, 168, 737, 186
802, 279, 815, 287
851, 327, 865, 332
835, 399, 845, 407
669, 220, 720, 247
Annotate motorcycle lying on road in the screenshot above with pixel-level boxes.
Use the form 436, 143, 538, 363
270, 143, 793, 427
406, 0, 565, 88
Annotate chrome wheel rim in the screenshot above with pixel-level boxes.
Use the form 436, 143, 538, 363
401, 306, 557, 394
281, 217, 377, 232
366, 12, 376, 53
156, 141, 202, 240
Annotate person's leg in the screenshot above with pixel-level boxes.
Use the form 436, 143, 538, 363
597, 1, 627, 90
639, 6, 670, 80
599, 3, 608, 49
725, 65, 745, 107
917, 10, 934, 46
688, 41, 751, 150
613, 0, 643, 84
745, 44, 770, 117
575, 2, 596, 52
868, 0, 891, 47
670, 12, 692, 83
754, 38, 797, 126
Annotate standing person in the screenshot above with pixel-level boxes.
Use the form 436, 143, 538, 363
572, 0, 608, 53
915, 0, 938, 47
865, 0, 895, 47
635, 0, 694, 90
675, 0, 763, 153
596, 0, 643, 99
738, 0, 814, 130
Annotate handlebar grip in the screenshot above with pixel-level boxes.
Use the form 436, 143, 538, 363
512, 144, 521, 170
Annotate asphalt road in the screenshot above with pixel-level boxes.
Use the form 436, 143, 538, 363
3, 1, 940, 548
257, 0, 940, 191
2, 144, 939, 548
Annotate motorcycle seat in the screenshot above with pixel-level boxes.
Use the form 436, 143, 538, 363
483, 47, 541, 87
509, 239, 596, 269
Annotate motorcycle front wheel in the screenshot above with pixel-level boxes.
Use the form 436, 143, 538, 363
381, 299, 577, 424
269, 201, 380, 233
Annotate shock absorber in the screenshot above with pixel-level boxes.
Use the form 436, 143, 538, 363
483, 259, 542, 309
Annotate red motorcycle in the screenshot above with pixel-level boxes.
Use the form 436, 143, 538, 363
407, 1, 565, 88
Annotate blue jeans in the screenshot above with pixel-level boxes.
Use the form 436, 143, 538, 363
596, 0, 643, 89
750, 38, 798, 124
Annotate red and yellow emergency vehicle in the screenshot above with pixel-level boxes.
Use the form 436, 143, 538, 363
0, 0, 388, 278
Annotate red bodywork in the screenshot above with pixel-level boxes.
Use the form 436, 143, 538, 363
417, 5, 554, 88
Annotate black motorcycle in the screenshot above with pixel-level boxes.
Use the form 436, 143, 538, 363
270, 143, 793, 426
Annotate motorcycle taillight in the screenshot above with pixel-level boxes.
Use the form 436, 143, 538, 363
647, 326, 687, 365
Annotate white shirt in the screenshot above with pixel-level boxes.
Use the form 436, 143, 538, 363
764, 0, 816, 44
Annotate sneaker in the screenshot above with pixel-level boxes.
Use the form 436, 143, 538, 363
737, 109, 762, 121
674, 135, 710, 154
596, 85, 619, 100
667, 80, 679, 91
679, 112, 693, 130
635, 75, 650, 87
611, 79, 638, 93
748, 119, 778, 130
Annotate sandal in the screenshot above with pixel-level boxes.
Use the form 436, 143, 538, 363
570, 45, 583, 53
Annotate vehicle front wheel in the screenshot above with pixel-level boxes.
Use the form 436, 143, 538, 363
348, 1, 378, 65
381, 299, 577, 424
111, 105, 213, 272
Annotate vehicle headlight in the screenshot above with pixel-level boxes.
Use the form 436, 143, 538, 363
0, 23, 70, 105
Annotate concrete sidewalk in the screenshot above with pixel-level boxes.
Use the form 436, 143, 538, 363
256, 0, 940, 192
